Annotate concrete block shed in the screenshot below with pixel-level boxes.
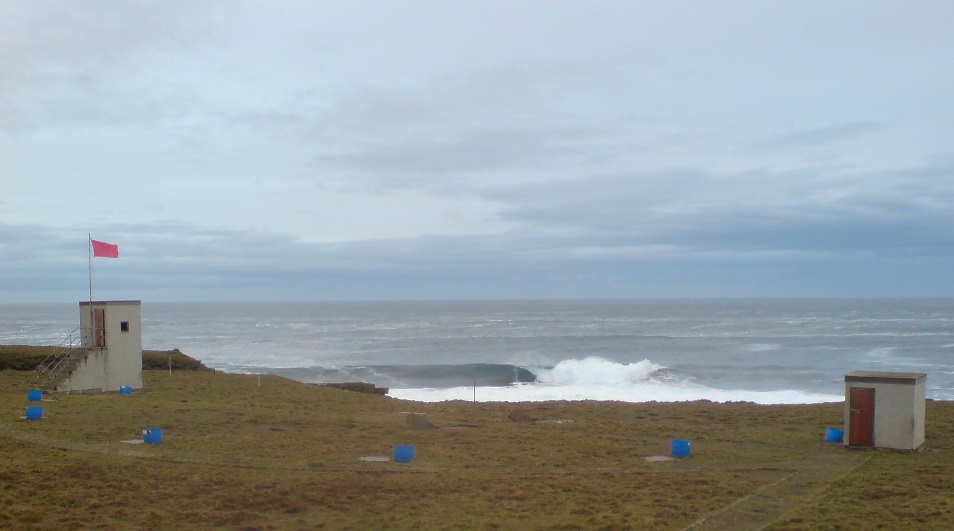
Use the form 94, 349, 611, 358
37, 300, 143, 394
844, 371, 927, 450
74, 300, 143, 392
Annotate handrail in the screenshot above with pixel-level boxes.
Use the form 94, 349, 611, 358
33, 328, 89, 383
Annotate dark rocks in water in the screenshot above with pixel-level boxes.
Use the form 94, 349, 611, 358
317, 382, 389, 395
515, 366, 538, 383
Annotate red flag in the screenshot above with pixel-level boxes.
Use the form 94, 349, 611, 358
91, 239, 119, 258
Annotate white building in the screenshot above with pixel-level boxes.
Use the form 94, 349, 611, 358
48, 300, 144, 393
844, 371, 927, 450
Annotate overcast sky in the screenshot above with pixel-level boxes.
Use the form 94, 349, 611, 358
2, 1, 953, 303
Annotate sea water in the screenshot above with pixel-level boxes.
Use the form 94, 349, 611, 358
2, 299, 952, 404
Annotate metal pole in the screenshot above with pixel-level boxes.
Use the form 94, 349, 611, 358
88, 234, 94, 346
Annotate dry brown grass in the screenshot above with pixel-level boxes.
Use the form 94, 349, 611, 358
0, 345, 211, 372
0, 369, 952, 529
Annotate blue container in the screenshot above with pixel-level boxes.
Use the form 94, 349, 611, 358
825, 427, 844, 443
394, 445, 415, 462
25, 406, 43, 420
143, 428, 163, 444
27, 390, 42, 402
671, 439, 691, 458
119, 386, 132, 395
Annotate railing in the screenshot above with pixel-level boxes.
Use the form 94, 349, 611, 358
33, 328, 89, 385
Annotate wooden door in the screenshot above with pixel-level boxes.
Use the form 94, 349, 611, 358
93, 309, 106, 348
848, 387, 875, 446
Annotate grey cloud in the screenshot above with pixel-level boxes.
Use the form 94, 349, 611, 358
0, 224, 82, 265
236, 57, 653, 191
755, 122, 886, 151
0, 2, 224, 132
3, 2, 953, 302
485, 161, 954, 257
3, 212, 952, 303
315, 125, 589, 192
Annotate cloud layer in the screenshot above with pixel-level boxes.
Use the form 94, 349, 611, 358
2, 1, 953, 302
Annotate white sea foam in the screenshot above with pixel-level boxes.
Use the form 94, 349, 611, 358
387, 355, 842, 404
388, 382, 842, 405
535, 357, 662, 385
744, 343, 781, 352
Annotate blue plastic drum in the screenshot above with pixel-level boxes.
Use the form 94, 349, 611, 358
394, 445, 415, 462
143, 428, 163, 444
671, 439, 691, 458
825, 427, 844, 443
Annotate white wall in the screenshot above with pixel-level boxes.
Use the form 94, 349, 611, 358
872, 382, 919, 450
845, 372, 927, 450
74, 301, 143, 392
59, 350, 105, 393
102, 302, 143, 391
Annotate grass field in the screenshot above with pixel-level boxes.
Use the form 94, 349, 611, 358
1, 366, 952, 529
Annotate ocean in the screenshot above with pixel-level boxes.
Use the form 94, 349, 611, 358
2, 299, 952, 404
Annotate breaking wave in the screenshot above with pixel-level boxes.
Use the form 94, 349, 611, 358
229, 356, 843, 405
535, 357, 662, 385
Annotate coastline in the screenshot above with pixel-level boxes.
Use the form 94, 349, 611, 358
5, 299, 953, 403
2, 344, 939, 406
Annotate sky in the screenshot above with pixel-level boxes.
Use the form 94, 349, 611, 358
1, 1, 953, 303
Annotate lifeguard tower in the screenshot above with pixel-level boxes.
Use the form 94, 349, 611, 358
36, 300, 143, 393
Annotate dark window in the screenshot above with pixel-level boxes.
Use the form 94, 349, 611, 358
121, 321, 130, 332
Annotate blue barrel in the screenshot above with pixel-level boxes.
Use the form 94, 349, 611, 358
394, 445, 415, 462
119, 386, 132, 395
27, 390, 42, 402
143, 428, 163, 444
25, 406, 43, 420
825, 427, 844, 443
671, 439, 691, 458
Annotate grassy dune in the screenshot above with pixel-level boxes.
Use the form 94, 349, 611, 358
0, 345, 213, 372
1, 368, 952, 529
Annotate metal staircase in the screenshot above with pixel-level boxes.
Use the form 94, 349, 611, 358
33, 328, 89, 392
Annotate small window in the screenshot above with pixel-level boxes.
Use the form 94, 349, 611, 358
120, 321, 130, 332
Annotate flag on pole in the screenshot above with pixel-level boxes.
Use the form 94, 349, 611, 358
91, 239, 119, 258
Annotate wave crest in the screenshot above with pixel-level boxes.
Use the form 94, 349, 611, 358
537, 357, 663, 385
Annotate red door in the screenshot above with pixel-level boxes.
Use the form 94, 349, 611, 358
849, 387, 875, 446
93, 309, 106, 348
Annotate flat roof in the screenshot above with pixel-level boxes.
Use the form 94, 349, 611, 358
79, 300, 142, 306
845, 371, 927, 384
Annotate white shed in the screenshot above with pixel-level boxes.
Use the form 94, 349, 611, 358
64, 300, 143, 393
844, 371, 927, 450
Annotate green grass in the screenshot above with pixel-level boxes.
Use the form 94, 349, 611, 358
0, 345, 212, 372
0, 368, 951, 529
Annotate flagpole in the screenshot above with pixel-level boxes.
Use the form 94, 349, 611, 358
88, 234, 94, 346
87, 237, 119, 347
